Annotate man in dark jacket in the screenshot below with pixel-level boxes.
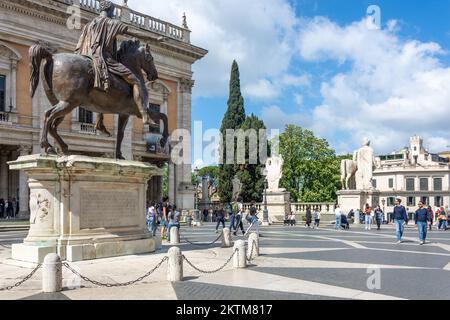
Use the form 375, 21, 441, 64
415, 201, 430, 245
392, 198, 409, 244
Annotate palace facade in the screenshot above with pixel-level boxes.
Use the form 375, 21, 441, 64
0, 0, 207, 217
373, 136, 450, 213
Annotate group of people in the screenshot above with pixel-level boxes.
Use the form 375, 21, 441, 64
146, 200, 181, 242
0, 198, 19, 219
227, 198, 260, 236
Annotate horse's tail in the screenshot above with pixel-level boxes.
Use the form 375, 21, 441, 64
29, 44, 58, 105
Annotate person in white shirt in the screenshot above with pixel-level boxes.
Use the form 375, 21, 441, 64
335, 205, 343, 230
313, 210, 321, 229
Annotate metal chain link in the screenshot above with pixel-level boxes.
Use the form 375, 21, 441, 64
62, 256, 168, 288
0, 264, 42, 291
181, 231, 223, 247
182, 248, 238, 274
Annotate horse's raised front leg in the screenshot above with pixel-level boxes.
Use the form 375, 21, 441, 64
115, 114, 130, 160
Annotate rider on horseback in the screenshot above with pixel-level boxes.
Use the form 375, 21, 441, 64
75, 0, 156, 132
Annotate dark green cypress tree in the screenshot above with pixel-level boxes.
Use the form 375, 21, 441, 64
218, 60, 246, 203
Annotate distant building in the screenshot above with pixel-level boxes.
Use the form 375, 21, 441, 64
373, 136, 450, 213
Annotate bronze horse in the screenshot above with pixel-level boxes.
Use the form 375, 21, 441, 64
29, 40, 168, 159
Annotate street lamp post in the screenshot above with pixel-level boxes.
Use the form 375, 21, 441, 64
193, 167, 201, 225
381, 198, 386, 223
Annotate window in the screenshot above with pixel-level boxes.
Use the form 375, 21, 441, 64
435, 196, 443, 207
387, 197, 396, 207
372, 179, 377, 189
421, 197, 429, 206
0, 75, 5, 112
406, 178, 415, 191
147, 103, 160, 134
388, 178, 394, 189
420, 178, 429, 191
434, 178, 443, 191
407, 196, 416, 207
78, 108, 93, 124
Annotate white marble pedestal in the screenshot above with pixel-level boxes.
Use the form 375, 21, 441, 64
8, 155, 163, 263
266, 190, 291, 222
337, 189, 381, 221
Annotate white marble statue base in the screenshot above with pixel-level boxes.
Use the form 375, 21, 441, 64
337, 189, 381, 223
266, 190, 291, 222
8, 154, 163, 263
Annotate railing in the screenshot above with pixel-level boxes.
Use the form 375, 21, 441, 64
242, 202, 336, 214
0, 112, 10, 123
56, 0, 188, 42
80, 123, 97, 135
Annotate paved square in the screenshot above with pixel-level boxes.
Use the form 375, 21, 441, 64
0, 223, 449, 300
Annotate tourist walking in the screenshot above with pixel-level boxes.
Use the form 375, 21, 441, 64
374, 206, 384, 230
427, 206, 434, 231
313, 209, 321, 229
415, 201, 430, 245
233, 197, 245, 236
229, 200, 237, 232
247, 201, 260, 235
160, 203, 169, 240
305, 206, 312, 228
167, 205, 181, 242
215, 205, 226, 233
364, 204, 372, 231
393, 198, 409, 243
437, 208, 448, 231
147, 202, 158, 237
6, 198, 13, 219
335, 205, 343, 230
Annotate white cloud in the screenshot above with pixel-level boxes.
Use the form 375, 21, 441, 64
119, 0, 299, 97
292, 17, 450, 154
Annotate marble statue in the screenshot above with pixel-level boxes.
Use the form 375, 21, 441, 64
232, 175, 242, 199
353, 138, 377, 190
265, 155, 284, 191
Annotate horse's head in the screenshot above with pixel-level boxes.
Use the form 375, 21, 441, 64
139, 43, 158, 82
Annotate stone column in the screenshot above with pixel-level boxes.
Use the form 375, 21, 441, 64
0, 150, 9, 199
10, 60, 17, 113
18, 146, 32, 218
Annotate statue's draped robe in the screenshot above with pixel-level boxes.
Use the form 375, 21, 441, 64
75, 16, 130, 91
354, 146, 375, 190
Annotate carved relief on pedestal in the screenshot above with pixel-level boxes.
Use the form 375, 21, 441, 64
29, 192, 51, 225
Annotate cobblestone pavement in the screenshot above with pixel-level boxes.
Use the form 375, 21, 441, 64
0, 222, 449, 300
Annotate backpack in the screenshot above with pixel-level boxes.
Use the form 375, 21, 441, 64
232, 203, 238, 214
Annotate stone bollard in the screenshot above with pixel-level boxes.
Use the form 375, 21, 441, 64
233, 240, 247, 269
167, 247, 183, 282
247, 232, 259, 260
221, 228, 233, 248
170, 227, 180, 245
155, 233, 162, 250
42, 253, 62, 293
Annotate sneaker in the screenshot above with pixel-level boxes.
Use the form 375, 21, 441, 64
242, 231, 245, 235
215, 230, 219, 234
396, 240, 401, 244
233, 232, 237, 236
419, 241, 424, 245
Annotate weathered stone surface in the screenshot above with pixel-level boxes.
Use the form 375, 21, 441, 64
42, 253, 62, 293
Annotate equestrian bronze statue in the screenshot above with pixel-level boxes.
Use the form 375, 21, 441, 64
29, 0, 168, 159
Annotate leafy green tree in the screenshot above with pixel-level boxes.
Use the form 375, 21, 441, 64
218, 60, 246, 202
279, 125, 340, 202
236, 114, 267, 202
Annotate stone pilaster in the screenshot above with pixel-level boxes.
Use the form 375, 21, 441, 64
0, 150, 9, 199
18, 145, 32, 218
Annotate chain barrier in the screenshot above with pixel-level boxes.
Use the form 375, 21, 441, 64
62, 256, 168, 288
0, 244, 12, 249
0, 264, 42, 291
181, 231, 223, 247
182, 248, 238, 274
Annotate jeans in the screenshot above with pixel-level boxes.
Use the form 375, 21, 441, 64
395, 219, 405, 241
417, 221, 427, 241
314, 219, 320, 227
167, 222, 180, 241
438, 220, 448, 230
335, 215, 341, 229
365, 215, 371, 230
235, 214, 244, 233
376, 219, 382, 229
229, 214, 235, 231
216, 218, 225, 230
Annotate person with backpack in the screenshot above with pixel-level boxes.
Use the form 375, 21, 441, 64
230, 200, 237, 232
215, 205, 226, 233
233, 197, 245, 236
374, 206, 384, 230
246, 201, 260, 235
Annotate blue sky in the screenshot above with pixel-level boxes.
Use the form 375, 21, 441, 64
127, 0, 450, 166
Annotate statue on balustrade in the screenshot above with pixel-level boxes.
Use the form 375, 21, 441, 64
29, 0, 168, 159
